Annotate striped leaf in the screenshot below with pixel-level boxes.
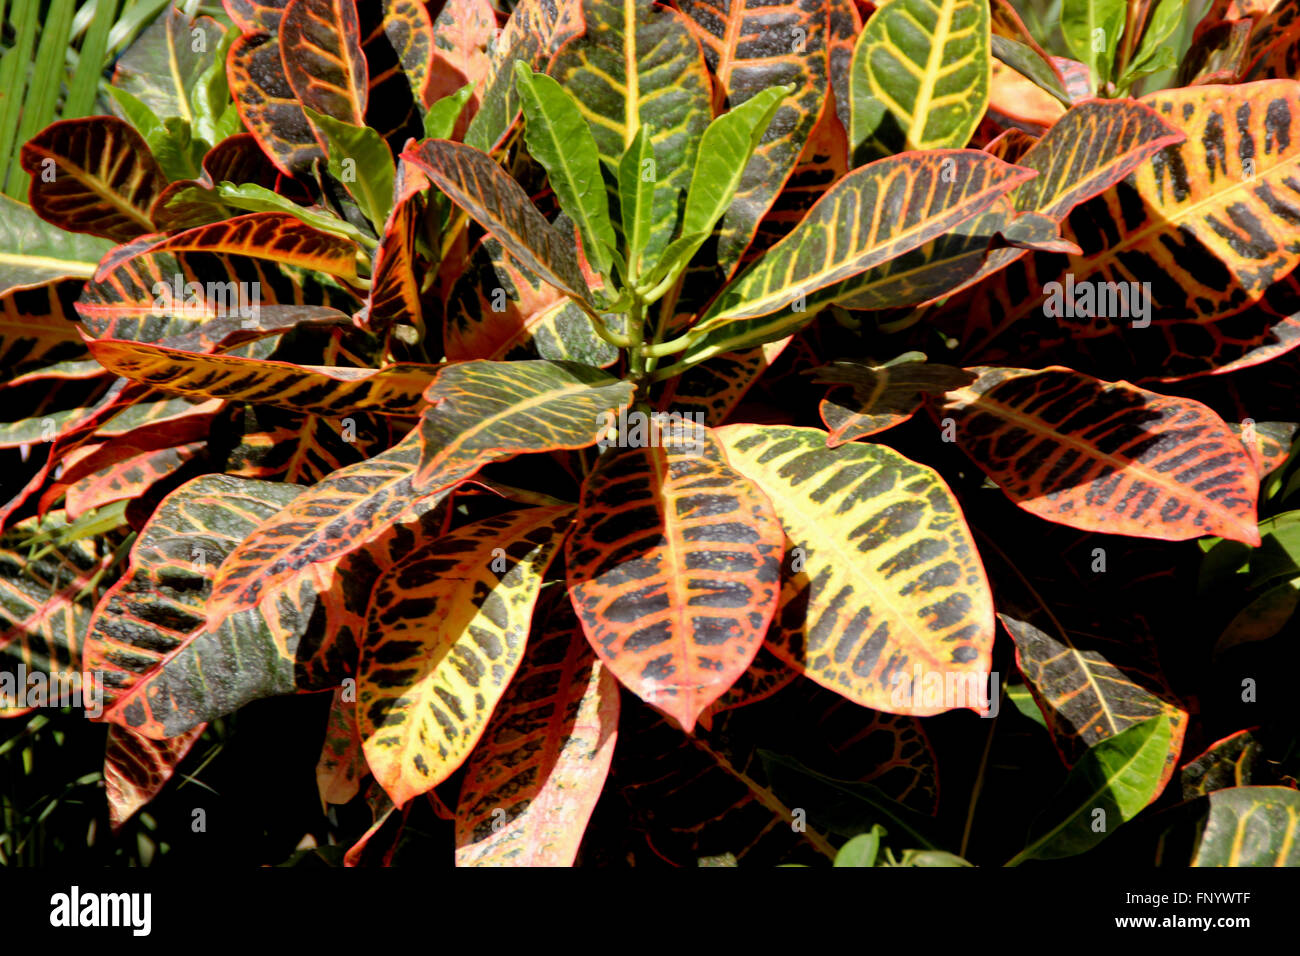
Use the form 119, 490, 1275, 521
849, 0, 991, 162
228, 32, 326, 176
941, 367, 1263, 545
281, 0, 369, 126
464, 0, 584, 152
84, 475, 305, 734
0, 512, 116, 714
403, 139, 592, 304
90, 476, 450, 738
416, 359, 635, 487
891, 98, 1184, 308
76, 214, 363, 343
360, 506, 573, 806
363, 159, 427, 333
64, 443, 206, 520
220, 406, 381, 484
205, 429, 437, 619
565, 422, 785, 732
682, 151, 1035, 365
359, 0, 434, 153
1011, 99, 1185, 221
813, 358, 976, 444
1193, 786, 1300, 866
949, 81, 1300, 377
455, 606, 619, 866
104, 725, 205, 831
715, 424, 995, 715
84, 339, 438, 417
549, 0, 713, 267
20, 117, 166, 242
679, 0, 829, 273
0, 280, 96, 385
997, 602, 1187, 790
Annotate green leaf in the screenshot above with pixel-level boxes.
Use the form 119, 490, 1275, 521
834, 827, 885, 867
110, 5, 226, 128
849, 0, 992, 162
0, 195, 113, 292
1061, 0, 1125, 91
513, 63, 615, 280
617, 126, 655, 282
1193, 787, 1300, 866
636, 230, 710, 299
1120, 45, 1176, 87
681, 84, 790, 246
149, 116, 204, 182
302, 107, 396, 232
990, 35, 1072, 107
106, 85, 165, 142
216, 182, 374, 247
1008, 715, 1173, 864
423, 83, 475, 140
191, 25, 237, 147
1008, 680, 1048, 728
1127, 0, 1183, 76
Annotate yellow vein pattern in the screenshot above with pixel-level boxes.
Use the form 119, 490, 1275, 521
1193, 787, 1300, 866
404, 139, 592, 302
281, 0, 370, 125
679, 0, 829, 273
417, 359, 634, 485
849, 0, 990, 161
86, 339, 439, 417
20, 117, 166, 242
682, 150, 1033, 366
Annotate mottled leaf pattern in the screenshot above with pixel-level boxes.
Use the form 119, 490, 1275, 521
715, 425, 995, 715
104, 725, 205, 831
360, 506, 572, 806
941, 367, 1262, 544
456, 610, 619, 865
566, 422, 784, 731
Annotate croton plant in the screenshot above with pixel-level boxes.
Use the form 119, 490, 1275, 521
2, 0, 1299, 868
